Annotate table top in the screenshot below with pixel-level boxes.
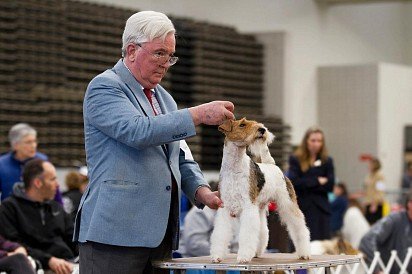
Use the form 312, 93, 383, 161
153, 253, 361, 271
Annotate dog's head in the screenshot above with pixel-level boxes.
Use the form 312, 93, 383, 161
218, 118, 274, 147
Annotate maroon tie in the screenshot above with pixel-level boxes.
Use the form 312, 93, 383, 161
143, 88, 157, 115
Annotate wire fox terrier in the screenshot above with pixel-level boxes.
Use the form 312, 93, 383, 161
210, 118, 311, 263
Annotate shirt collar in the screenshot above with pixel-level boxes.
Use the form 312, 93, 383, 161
122, 59, 155, 94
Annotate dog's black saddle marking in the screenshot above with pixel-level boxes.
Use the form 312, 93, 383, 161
250, 159, 266, 191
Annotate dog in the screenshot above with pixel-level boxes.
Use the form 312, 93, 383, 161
310, 237, 360, 256
210, 118, 311, 263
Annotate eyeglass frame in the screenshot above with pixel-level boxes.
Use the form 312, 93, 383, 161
136, 43, 179, 66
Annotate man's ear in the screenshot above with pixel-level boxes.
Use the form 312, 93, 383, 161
32, 178, 43, 189
218, 120, 233, 133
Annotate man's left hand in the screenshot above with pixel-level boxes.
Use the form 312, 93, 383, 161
195, 187, 223, 209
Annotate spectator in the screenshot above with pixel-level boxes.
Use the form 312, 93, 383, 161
400, 161, 412, 203
0, 123, 63, 204
62, 167, 88, 222
0, 234, 35, 274
0, 159, 78, 274
359, 190, 412, 274
341, 198, 370, 248
330, 182, 349, 235
288, 126, 335, 241
364, 157, 386, 224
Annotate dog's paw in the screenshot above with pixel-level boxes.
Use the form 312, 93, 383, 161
298, 255, 310, 260
211, 255, 222, 263
237, 255, 253, 264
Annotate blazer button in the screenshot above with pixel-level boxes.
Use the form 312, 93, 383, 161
166, 185, 171, 191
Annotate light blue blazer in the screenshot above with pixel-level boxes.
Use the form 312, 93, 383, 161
74, 59, 208, 248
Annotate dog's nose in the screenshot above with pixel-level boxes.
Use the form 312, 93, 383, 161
258, 128, 266, 134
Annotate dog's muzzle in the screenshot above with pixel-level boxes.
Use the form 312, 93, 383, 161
257, 127, 266, 138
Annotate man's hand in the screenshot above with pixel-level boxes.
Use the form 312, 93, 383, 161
48, 257, 74, 274
7, 246, 27, 256
195, 186, 223, 209
189, 101, 235, 126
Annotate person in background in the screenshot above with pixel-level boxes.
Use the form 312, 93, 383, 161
401, 161, 412, 203
363, 157, 386, 225
359, 190, 412, 274
341, 198, 370, 249
62, 166, 88, 222
0, 234, 36, 274
330, 182, 349, 235
0, 159, 77, 274
0, 123, 63, 204
288, 126, 335, 241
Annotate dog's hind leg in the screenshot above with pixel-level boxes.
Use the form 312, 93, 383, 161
237, 204, 260, 263
274, 188, 311, 260
210, 208, 233, 263
255, 208, 269, 257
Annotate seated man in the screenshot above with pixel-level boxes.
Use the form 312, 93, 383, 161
0, 159, 77, 274
359, 190, 412, 274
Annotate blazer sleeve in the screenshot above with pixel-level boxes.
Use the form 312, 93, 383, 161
288, 156, 319, 190
84, 75, 197, 150
179, 143, 208, 207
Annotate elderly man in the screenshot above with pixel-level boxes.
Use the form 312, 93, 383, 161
0, 123, 47, 200
0, 123, 62, 204
0, 159, 77, 274
74, 10, 234, 274
359, 190, 412, 274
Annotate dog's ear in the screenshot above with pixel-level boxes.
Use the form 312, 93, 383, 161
240, 117, 247, 123
218, 120, 232, 133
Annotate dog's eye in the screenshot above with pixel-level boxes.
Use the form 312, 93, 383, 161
239, 124, 246, 128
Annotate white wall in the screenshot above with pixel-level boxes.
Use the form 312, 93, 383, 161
318, 64, 379, 191
318, 62, 412, 194
378, 63, 412, 190
84, 0, 411, 144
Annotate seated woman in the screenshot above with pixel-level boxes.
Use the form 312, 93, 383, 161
0, 234, 36, 274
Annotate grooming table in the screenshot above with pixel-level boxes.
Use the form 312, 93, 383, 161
153, 253, 361, 273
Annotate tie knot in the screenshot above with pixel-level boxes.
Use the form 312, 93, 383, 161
143, 88, 152, 98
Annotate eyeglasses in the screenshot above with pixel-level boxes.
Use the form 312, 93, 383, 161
136, 43, 179, 66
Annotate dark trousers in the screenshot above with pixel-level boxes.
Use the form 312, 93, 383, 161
304, 207, 331, 241
79, 235, 172, 274
0, 253, 36, 274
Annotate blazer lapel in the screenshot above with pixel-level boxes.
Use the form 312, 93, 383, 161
113, 59, 155, 117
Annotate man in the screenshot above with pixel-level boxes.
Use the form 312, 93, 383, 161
0, 159, 77, 274
0, 123, 62, 203
75, 11, 235, 274
359, 190, 412, 274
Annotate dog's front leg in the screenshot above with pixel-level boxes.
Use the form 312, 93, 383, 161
237, 204, 260, 263
255, 208, 269, 257
210, 208, 233, 263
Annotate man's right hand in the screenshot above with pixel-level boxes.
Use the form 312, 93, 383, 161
49, 257, 74, 274
189, 101, 235, 126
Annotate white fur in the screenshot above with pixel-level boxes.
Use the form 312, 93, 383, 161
210, 130, 311, 263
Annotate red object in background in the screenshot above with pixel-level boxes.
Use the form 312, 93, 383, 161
359, 153, 373, 162
268, 202, 277, 212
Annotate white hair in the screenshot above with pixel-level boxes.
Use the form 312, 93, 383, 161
8, 123, 37, 147
122, 11, 175, 57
